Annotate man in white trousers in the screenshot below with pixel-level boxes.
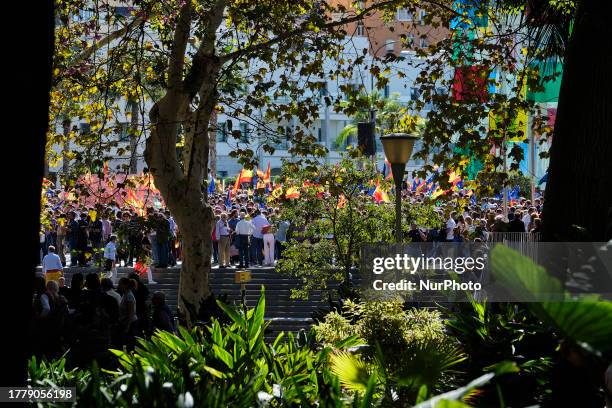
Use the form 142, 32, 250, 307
262, 224, 275, 266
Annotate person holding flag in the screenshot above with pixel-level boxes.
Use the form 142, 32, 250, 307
207, 177, 216, 195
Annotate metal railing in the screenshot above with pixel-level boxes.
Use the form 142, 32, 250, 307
488, 232, 541, 263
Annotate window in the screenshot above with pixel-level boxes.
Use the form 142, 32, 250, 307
79, 122, 91, 134
356, 21, 365, 36
410, 87, 420, 101
216, 122, 227, 142
418, 10, 426, 25
239, 122, 248, 142
420, 37, 429, 48
72, 8, 94, 22
317, 128, 323, 142
384, 84, 390, 98
318, 82, 329, 97
117, 122, 129, 142
396, 8, 413, 22
114, 7, 131, 17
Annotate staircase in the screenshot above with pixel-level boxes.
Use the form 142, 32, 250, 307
55, 265, 334, 341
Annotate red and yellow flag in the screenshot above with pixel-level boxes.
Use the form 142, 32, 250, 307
285, 186, 300, 199
239, 169, 253, 183
373, 181, 390, 203
232, 170, 242, 196
263, 163, 271, 185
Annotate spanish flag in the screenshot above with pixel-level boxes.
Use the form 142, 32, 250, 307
372, 181, 390, 203
431, 187, 447, 199
285, 186, 300, 199
239, 168, 253, 183
263, 163, 271, 185
232, 170, 242, 196
271, 185, 284, 199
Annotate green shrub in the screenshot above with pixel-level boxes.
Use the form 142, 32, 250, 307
315, 299, 465, 405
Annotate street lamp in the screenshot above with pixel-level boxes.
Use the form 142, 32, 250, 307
381, 133, 418, 243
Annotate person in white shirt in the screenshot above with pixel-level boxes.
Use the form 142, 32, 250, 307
250, 210, 268, 266
216, 213, 231, 267
522, 209, 532, 232
235, 212, 254, 267
446, 212, 457, 241
101, 211, 112, 242
41, 246, 63, 282
104, 236, 118, 281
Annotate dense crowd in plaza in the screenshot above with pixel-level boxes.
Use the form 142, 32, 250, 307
33, 177, 543, 362
38, 181, 544, 271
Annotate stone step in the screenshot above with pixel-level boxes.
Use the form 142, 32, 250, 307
54, 265, 342, 341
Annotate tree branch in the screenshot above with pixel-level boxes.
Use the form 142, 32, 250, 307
73, 15, 145, 64
168, 1, 193, 90
183, 0, 226, 97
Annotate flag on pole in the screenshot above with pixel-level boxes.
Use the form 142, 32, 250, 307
207, 177, 216, 194
232, 170, 242, 196
263, 163, 271, 186
372, 181, 390, 203
382, 158, 393, 180
239, 169, 253, 183
225, 190, 231, 209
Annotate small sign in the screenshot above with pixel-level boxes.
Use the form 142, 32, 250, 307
234, 270, 252, 284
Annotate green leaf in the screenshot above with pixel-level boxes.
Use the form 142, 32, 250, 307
412, 373, 495, 408
212, 344, 235, 369
491, 244, 612, 354
329, 352, 373, 392
248, 286, 266, 339
217, 300, 244, 327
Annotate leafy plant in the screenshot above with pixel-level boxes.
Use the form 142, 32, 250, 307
317, 299, 465, 406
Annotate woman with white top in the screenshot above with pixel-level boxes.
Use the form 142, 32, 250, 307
262, 224, 275, 266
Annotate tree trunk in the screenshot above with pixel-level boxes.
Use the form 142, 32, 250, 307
129, 99, 139, 174
209, 110, 217, 178
542, 0, 612, 242
145, 87, 215, 323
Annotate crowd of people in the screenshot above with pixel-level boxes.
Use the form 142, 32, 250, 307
39, 201, 179, 270
31, 271, 175, 364
39, 181, 544, 273
405, 194, 544, 243
210, 191, 290, 268
34, 181, 543, 362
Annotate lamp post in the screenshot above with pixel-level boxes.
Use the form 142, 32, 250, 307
381, 133, 418, 243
